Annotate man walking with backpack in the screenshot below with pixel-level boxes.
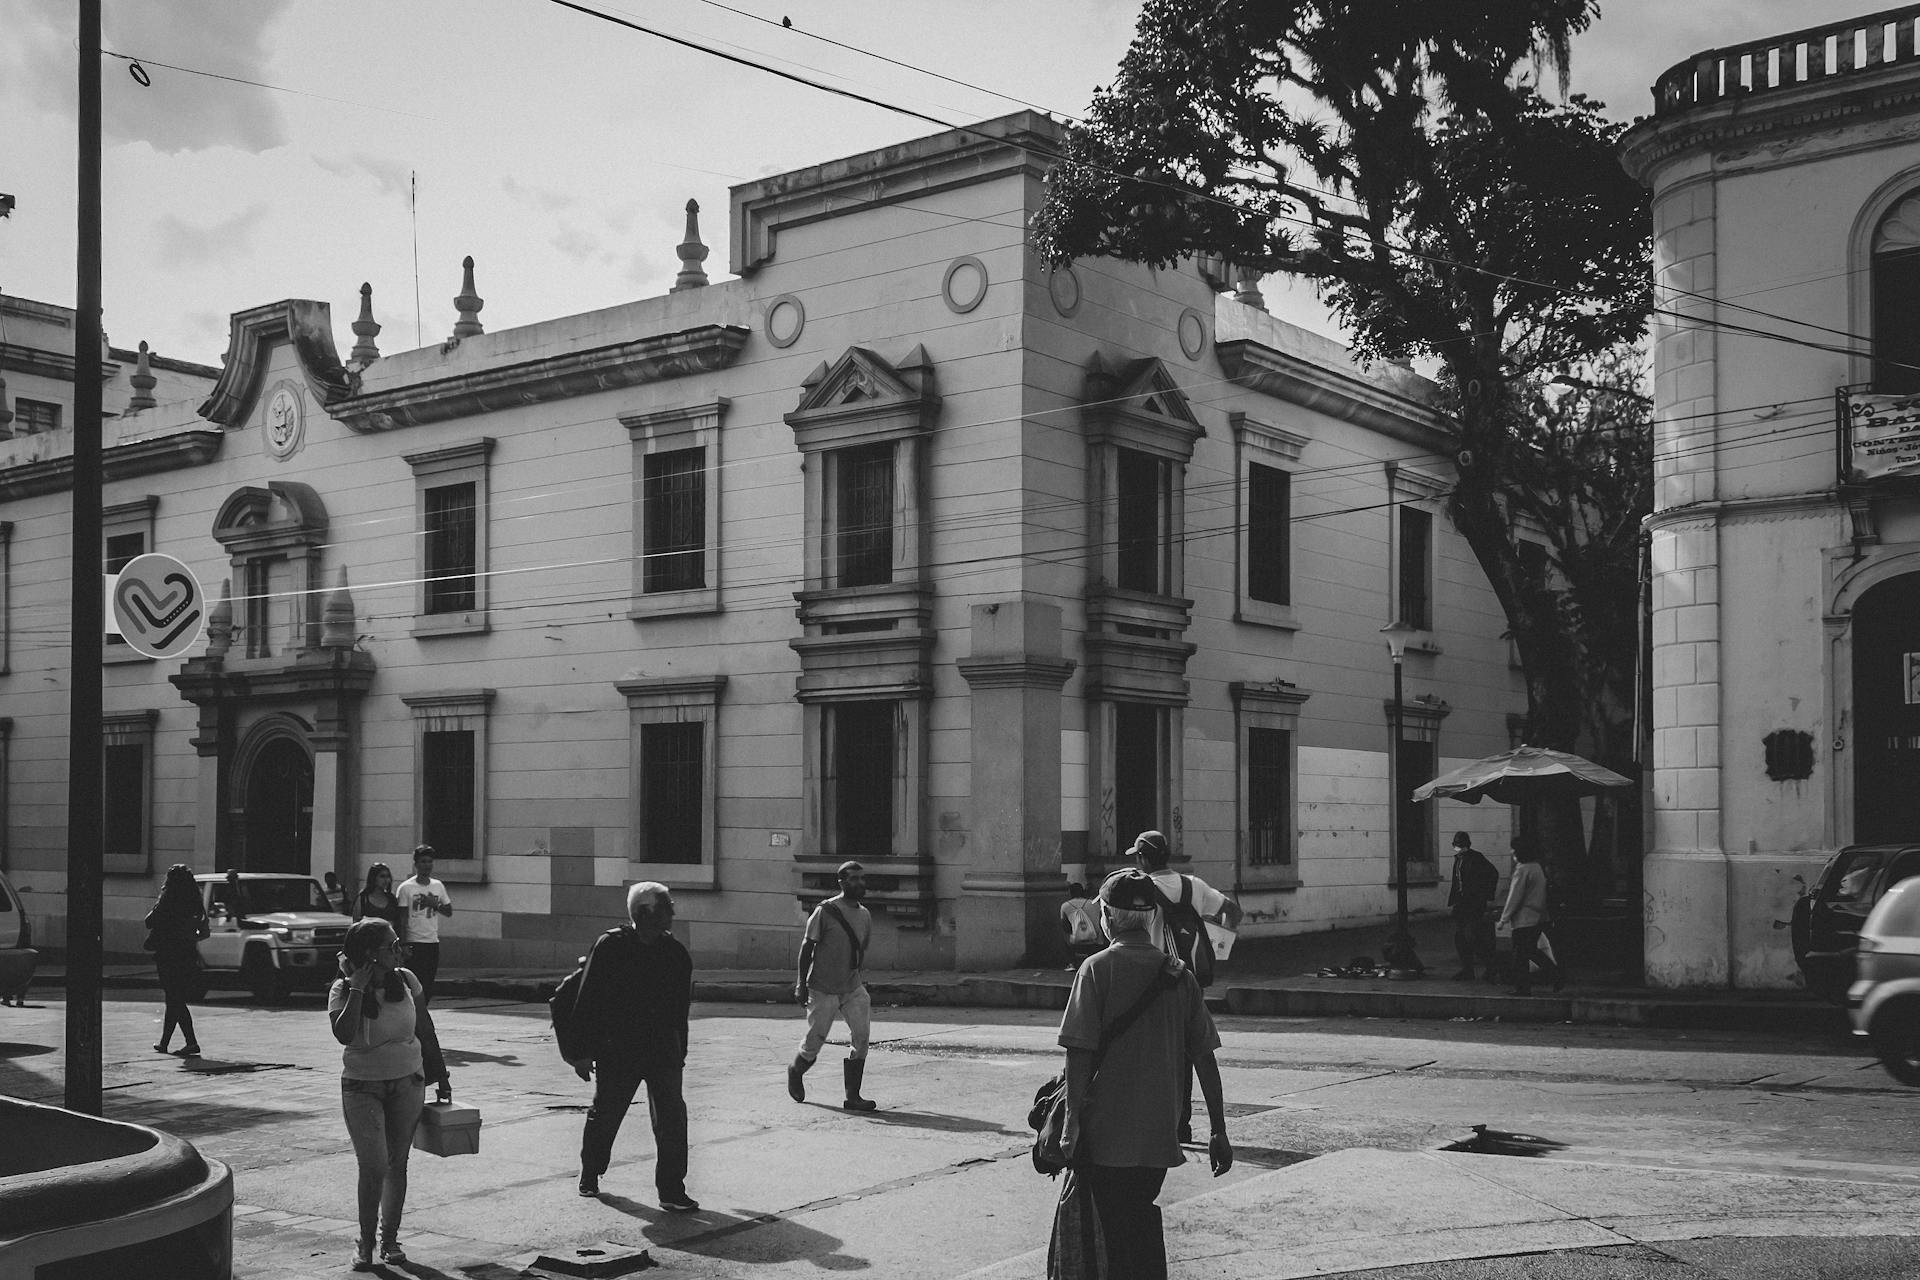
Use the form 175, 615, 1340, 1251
788, 860, 878, 1111
1130, 830, 1241, 1142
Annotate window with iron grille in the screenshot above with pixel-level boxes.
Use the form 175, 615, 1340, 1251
641, 721, 703, 864
832, 701, 894, 857
103, 742, 145, 863
1113, 702, 1162, 856
834, 443, 895, 588
422, 728, 475, 861
1396, 736, 1435, 873
1397, 506, 1431, 629
643, 447, 706, 594
1247, 726, 1292, 866
1116, 448, 1166, 594
14, 399, 60, 434
1248, 462, 1290, 606
424, 482, 477, 613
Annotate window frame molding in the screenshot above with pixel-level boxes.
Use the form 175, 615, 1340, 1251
1086, 697, 1186, 863
1231, 681, 1308, 890
103, 495, 159, 665
1231, 412, 1307, 631
616, 675, 725, 889
210, 481, 330, 663
622, 399, 728, 619
103, 708, 158, 876
399, 688, 493, 882
404, 438, 494, 638
0, 521, 13, 677
1386, 461, 1446, 653
1384, 695, 1450, 887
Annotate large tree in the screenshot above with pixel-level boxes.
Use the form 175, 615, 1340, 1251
1034, 0, 1652, 897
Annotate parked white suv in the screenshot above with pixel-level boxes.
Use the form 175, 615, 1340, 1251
192, 872, 351, 1001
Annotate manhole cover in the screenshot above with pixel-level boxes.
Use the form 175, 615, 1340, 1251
530, 1243, 655, 1277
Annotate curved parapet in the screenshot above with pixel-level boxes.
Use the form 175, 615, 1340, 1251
0, 1095, 233, 1279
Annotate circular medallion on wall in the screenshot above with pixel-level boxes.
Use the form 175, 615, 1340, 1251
1047, 264, 1082, 318
1177, 307, 1208, 361
262, 380, 305, 459
764, 294, 806, 348
942, 255, 989, 314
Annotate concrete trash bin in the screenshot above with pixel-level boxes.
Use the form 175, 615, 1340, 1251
411, 1102, 482, 1157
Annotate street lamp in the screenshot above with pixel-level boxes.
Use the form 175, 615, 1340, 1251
1381, 621, 1422, 976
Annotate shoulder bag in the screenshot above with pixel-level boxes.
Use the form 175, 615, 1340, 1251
1028, 971, 1170, 1177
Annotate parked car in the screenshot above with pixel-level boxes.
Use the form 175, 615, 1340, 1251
0, 868, 37, 1005
191, 872, 351, 1002
1848, 876, 1920, 1086
1790, 843, 1920, 1002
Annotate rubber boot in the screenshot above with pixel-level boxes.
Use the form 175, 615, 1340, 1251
842, 1057, 877, 1112
787, 1053, 814, 1103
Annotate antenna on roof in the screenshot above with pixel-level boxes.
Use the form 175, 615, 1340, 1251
411, 170, 423, 350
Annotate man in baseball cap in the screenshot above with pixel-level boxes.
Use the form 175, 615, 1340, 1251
789, 860, 879, 1110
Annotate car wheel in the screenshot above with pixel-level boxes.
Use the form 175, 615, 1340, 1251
242, 949, 282, 1004
1870, 1002, 1920, 1087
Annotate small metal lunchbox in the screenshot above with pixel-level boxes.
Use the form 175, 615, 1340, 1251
412, 1101, 482, 1157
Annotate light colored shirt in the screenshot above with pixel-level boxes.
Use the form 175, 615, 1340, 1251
804, 896, 872, 994
329, 970, 424, 1080
1061, 898, 1101, 946
1144, 870, 1231, 953
397, 876, 450, 945
1501, 862, 1550, 930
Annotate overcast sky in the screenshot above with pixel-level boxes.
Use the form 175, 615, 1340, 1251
0, 0, 1833, 368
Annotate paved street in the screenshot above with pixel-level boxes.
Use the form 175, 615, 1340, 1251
3, 990, 1919, 1277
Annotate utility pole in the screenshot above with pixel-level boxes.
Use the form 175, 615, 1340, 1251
66, 0, 104, 1115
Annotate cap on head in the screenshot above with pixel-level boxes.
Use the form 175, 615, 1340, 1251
836, 860, 865, 880
626, 880, 672, 922
413, 844, 435, 862
1127, 829, 1171, 869
1451, 831, 1471, 849
1098, 868, 1160, 912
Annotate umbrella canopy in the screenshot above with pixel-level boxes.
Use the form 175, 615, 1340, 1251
1411, 745, 1633, 805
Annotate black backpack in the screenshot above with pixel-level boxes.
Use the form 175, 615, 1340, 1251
549, 927, 624, 1061
1158, 875, 1215, 988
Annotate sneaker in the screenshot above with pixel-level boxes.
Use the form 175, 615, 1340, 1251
351, 1240, 374, 1272
152, 1042, 170, 1054
578, 1173, 600, 1197
174, 1045, 201, 1058
660, 1193, 701, 1212
379, 1241, 407, 1265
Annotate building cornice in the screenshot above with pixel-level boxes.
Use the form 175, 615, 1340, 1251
0, 429, 223, 500
0, 341, 119, 382
1215, 338, 1450, 448
332, 325, 750, 433
1645, 489, 1839, 532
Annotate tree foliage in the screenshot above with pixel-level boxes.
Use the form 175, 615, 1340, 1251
1034, 0, 1654, 893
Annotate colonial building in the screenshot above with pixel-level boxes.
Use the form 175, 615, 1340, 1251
1624, 8, 1920, 986
3, 113, 1522, 969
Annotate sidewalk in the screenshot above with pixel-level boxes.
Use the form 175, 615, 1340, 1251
38, 911, 1844, 1034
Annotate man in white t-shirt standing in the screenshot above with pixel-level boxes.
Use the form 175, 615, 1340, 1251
397, 844, 453, 1003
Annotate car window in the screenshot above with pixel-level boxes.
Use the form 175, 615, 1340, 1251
207, 879, 331, 915
1831, 850, 1888, 906
0, 882, 13, 915
1887, 852, 1920, 889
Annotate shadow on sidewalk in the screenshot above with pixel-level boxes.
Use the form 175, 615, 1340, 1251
599, 1194, 866, 1269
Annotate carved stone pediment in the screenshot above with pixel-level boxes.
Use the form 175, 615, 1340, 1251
786, 344, 938, 450
1082, 354, 1203, 457
199, 301, 350, 427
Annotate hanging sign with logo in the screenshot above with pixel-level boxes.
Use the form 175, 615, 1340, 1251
109, 553, 206, 659
1843, 390, 1920, 482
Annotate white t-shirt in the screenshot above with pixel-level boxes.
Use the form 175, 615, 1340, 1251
397, 876, 450, 945
1144, 869, 1230, 954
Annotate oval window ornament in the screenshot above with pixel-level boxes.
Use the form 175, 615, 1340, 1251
110, 553, 207, 659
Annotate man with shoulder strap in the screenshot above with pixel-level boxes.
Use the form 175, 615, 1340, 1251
789, 860, 878, 1111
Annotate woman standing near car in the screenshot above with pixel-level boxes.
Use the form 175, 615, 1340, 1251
145, 863, 207, 1057
330, 917, 438, 1270
352, 864, 406, 934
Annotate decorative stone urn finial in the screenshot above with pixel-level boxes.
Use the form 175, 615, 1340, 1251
452, 256, 485, 338
1232, 264, 1266, 311
127, 340, 158, 412
0, 370, 13, 438
205, 580, 234, 660
349, 282, 382, 366
322, 566, 357, 648
672, 199, 710, 292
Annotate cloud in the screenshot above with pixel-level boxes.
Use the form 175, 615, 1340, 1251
551, 225, 610, 266
503, 175, 575, 214
314, 152, 413, 200
154, 204, 271, 265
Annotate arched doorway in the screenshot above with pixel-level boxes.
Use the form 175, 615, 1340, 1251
241, 737, 313, 874
1853, 573, 1920, 843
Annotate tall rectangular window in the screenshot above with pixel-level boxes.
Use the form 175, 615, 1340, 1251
1396, 736, 1435, 875
1116, 448, 1166, 593
103, 743, 146, 863
422, 728, 476, 861
1875, 247, 1920, 393
1113, 702, 1162, 856
831, 701, 895, 856
1398, 506, 1432, 629
1247, 726, 1291, 866
424, 482, 477, 614
643, 447, 706, 594
104, 531, 145, 651
1248, 462, 1290, 606
835, 444, 894, 588
641, 722, 703, 864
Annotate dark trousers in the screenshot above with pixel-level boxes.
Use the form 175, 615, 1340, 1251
1452, 910, 1494, 972
1511, 925, 1559, 994
406, 943, 440, 1004
580, 1060, 690, 1198
1082, 1164, 1169, 1280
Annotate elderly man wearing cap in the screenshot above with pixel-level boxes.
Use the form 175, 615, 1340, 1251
789, 860, 878, 1111
570, 881, 699, 1210
1054, 869, 1232, 1278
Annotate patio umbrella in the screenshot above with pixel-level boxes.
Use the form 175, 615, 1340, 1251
1411, 745, 1632, 805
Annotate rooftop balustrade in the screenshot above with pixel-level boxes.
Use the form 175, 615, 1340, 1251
1653, 5, 1920, 116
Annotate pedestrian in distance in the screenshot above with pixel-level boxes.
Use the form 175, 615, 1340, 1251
1060, 881, 1105, 970
145, 863, 208, 1058
788, 859, 879, 1111
323, 870, 349, 914
570, 881, 699, 1211
396, 845, 452, 1003
1446, 832, 1500, 981
1052, 869, 1232, 1280
329, 917, 444, 1271
352, 863, 406, 934
1497, 836, 1563, 996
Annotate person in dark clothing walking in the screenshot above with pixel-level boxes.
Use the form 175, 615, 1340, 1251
570, 881, 698, 1210
1446, 832, 1500, 981
145, 863, 208, 1057
353, 864, 406, 933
